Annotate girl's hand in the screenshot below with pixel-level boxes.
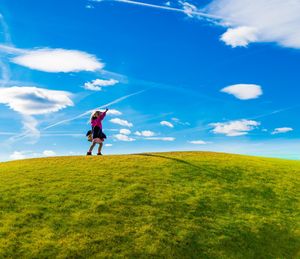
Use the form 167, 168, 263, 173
105, 108, 109, 112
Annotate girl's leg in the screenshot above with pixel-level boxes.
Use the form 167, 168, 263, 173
97, 142, 103, 155
87, 142, 96, 154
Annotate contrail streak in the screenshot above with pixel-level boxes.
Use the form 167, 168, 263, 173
95, 0, 220, 20
0, 44, 27, 55
0, 60, 10, 84
250, 105, 300, 120
0, 15, 13, 84
0, 14, 12, 44
44, 89, 146, 130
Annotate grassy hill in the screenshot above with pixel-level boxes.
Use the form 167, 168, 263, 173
0, 152, 299, 258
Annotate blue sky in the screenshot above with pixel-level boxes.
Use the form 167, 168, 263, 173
0, 0, 300, 161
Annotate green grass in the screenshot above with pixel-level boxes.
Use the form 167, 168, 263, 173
0, 152, 299, 258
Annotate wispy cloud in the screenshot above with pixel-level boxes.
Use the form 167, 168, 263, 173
145, 137, 175, 141
272, 127, 293, 135
160, 121, 174, 128
114, 133, 135, 141
179, 1, 198, 18
93, 0, 219, 19
120, 129, 131, 135
110, 118, 133, 127
135, 130, 155, 137
171, 117, 190, 126
83, 78, 119, 91
86, 4, 95, 9
188, 140, 208, 145
106, 109, 122, 116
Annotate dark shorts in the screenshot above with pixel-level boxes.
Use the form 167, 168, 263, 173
92, 126, 107, 140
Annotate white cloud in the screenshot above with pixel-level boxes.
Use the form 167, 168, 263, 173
86, 4, 94, 9
221, 84, 263, 100
135, 130, 155, 137
221, 27, 258, 48
0, 86, 73, 143
68, 151, 81, 155
43, 150, 56, 156
9, 150, 56, 160
110, 118, 133, 127
105, 143, 113, 147
12, 48, 104, 72
114, 134, 135, 142
106, 109, 122, 116
0, 86, 73, 115
207, 0, 300, 49
83, 78, 119, 91
210, 119, 260, 136
189, 140, 208, 145
145, 137, 175, 141
160, 121, 174, 128
120, 129, 131, 135
272, 127, 293, 135
10, 151, 26, 160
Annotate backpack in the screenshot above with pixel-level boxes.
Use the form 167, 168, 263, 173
86, 130, 92, 142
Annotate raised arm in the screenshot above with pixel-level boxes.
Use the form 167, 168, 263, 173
99, 109, 108, 120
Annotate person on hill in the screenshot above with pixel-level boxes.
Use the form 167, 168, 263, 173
87, 109, 108, 156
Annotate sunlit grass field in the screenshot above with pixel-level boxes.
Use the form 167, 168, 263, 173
0, 152, 299, 258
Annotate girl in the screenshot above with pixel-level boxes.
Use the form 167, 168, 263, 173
87, 109, 108, 156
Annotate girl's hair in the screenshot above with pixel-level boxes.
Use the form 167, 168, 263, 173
90, 110, 101, 121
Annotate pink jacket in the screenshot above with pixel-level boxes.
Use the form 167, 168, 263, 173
91, 111, 107, 129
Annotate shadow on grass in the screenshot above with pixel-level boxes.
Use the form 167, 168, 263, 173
215, 222, 300, 258
137, 153, 201, 169
137, 153, 229, 182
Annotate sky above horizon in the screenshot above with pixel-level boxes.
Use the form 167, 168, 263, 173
0, 0, 300, 161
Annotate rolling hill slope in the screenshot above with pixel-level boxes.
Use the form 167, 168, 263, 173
0, 152, 299, 258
